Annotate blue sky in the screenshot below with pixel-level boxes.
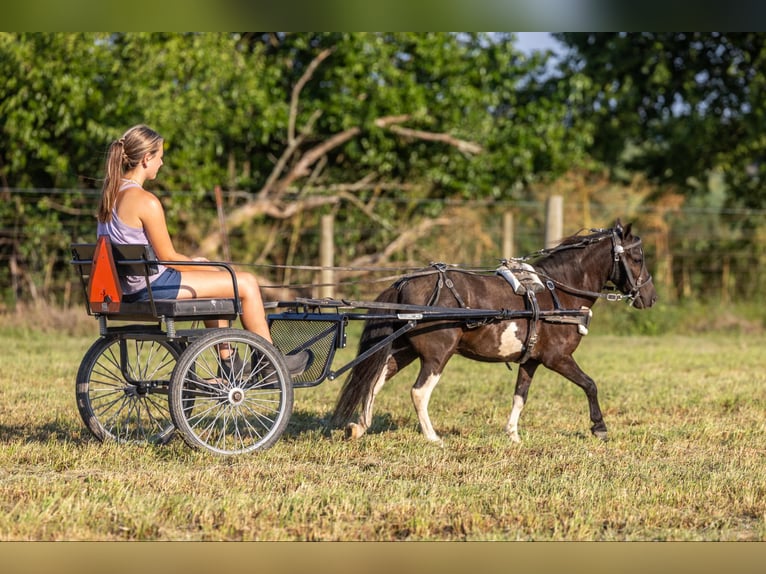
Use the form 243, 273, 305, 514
515, 32, 563, 54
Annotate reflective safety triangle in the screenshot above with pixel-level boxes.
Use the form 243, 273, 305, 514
88, 235, 123, 313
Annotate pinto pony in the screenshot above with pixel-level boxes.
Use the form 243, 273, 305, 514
331, 221, 657, 443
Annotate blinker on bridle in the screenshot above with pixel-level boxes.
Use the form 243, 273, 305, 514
609, 228, 653, 304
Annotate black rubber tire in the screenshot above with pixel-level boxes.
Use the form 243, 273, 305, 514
75, 335, 180, 444
168, 329, 293, 455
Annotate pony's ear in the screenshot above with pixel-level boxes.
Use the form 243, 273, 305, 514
614, 219, 632, 239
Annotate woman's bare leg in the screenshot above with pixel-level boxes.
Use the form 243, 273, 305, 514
177, 269, 272, 342
176, 268, 312, 376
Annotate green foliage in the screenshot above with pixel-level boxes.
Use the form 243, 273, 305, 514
1, 32, 586, 195
1, 32, 585, 304
4, 33, 766, 307
555, 32, 766, 206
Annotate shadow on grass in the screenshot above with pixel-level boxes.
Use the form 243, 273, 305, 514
0, 421, 89, 445
1, 410, 402, 450
284, 408, 399, 440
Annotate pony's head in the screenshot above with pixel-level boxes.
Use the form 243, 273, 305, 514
610, 220, 657, 309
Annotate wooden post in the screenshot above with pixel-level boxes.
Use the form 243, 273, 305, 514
545, 195, 564, 249
214, 185, 230, 261
721, 255, 730, 304
502, 211, 515, 259
319, 214, 335, 299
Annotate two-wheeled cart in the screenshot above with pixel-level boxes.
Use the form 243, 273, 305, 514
71, 240, 590, 456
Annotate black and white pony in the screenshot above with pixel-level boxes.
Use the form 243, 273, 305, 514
331, 221, 657, 443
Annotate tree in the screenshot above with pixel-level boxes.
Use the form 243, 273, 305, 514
1, 32, 597, 304
555, 32, 766, 208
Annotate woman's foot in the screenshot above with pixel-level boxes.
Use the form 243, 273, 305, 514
218, 348, 314, 381
218, 350, 249, 382
283, 349, 314, 376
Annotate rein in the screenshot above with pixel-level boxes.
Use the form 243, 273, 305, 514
254, 226, 653, 303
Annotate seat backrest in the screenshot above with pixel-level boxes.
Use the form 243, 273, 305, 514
71, 241, 160, 276
71, 238, 161, 314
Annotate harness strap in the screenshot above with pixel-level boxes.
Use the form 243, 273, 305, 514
546, 280, 562, 310
426, 263, 468, 308
517, 290, 540, 364
426, 274, 442, 306
513, 277, 591, 364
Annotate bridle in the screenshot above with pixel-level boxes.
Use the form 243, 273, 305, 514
608, 228, 654, 304
530, 227, 653, 305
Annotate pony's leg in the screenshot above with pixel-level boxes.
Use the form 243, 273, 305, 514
410, 354, 452, 443
346, 347, 417, 439
546, 355, 608, 440
345, 361, 390, 439
505, 360, 540, 443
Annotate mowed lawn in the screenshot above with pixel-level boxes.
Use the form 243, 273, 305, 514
0, 316, 764, 541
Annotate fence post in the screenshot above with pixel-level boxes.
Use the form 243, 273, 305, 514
502, 211, 515, 259
545, 195, 564, 249
214, 185, 230, 261
319, 214, 335, 299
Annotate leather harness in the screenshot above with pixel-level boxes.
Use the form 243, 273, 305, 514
390, 227, 649, 366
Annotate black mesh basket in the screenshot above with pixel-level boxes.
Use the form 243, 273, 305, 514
268, 314, 345, 387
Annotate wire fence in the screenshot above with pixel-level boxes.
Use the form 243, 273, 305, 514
2, 187, 766, 307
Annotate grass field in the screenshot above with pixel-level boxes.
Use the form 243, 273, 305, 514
0, 306, 765, 541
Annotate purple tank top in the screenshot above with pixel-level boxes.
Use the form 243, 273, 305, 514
96, 185, 168, 295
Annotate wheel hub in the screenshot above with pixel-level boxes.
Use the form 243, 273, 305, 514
228, 387, 246, 406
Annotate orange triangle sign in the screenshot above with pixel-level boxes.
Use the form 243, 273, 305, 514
88, 235, 123, 313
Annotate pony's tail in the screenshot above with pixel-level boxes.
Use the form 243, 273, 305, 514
330, 285, 400, 427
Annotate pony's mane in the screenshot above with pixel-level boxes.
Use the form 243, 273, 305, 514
548, 227, 613, 252
533, 227, 616, 272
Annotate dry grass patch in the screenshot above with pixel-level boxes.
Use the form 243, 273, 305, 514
0, 319, 764, 541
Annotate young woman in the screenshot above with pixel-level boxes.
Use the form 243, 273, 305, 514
96, 124, 311, 376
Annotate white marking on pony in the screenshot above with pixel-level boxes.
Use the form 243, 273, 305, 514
411, 372, 442, 443
498, 322, 524, 358
359, 362, 389, 431
505, 394, 525, 443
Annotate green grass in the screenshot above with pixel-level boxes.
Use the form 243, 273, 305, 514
0, 311, 765, 541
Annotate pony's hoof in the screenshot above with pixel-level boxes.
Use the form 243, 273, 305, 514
507, 431, 522, 444
344, 422, 365, 440
592, 430, 608, 441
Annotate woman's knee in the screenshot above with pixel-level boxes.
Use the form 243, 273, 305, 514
237, 272, 262, 298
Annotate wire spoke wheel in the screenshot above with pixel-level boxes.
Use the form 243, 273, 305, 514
76, 335, 179, 444
169, 329, 293, 455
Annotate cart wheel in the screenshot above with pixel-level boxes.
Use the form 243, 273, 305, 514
76, 335, 180, 444
169, 328, 293, 455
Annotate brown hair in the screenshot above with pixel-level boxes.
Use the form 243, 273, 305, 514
97, 124, 164, 223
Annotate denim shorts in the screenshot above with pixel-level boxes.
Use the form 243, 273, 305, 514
123, 268, 182, 302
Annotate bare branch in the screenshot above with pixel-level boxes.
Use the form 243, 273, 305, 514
345, 217, 452, 268
302, 181, 418, 193
289, 48, 334, 144
260, 48, 332, 201
375, 114, 483, 155
336, 190, 395, 232
259, 109, 322, 201
387, 124, 484, 155
273, 127, 361, 196
197, 195, 341, 258
374, 115, 412, 127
